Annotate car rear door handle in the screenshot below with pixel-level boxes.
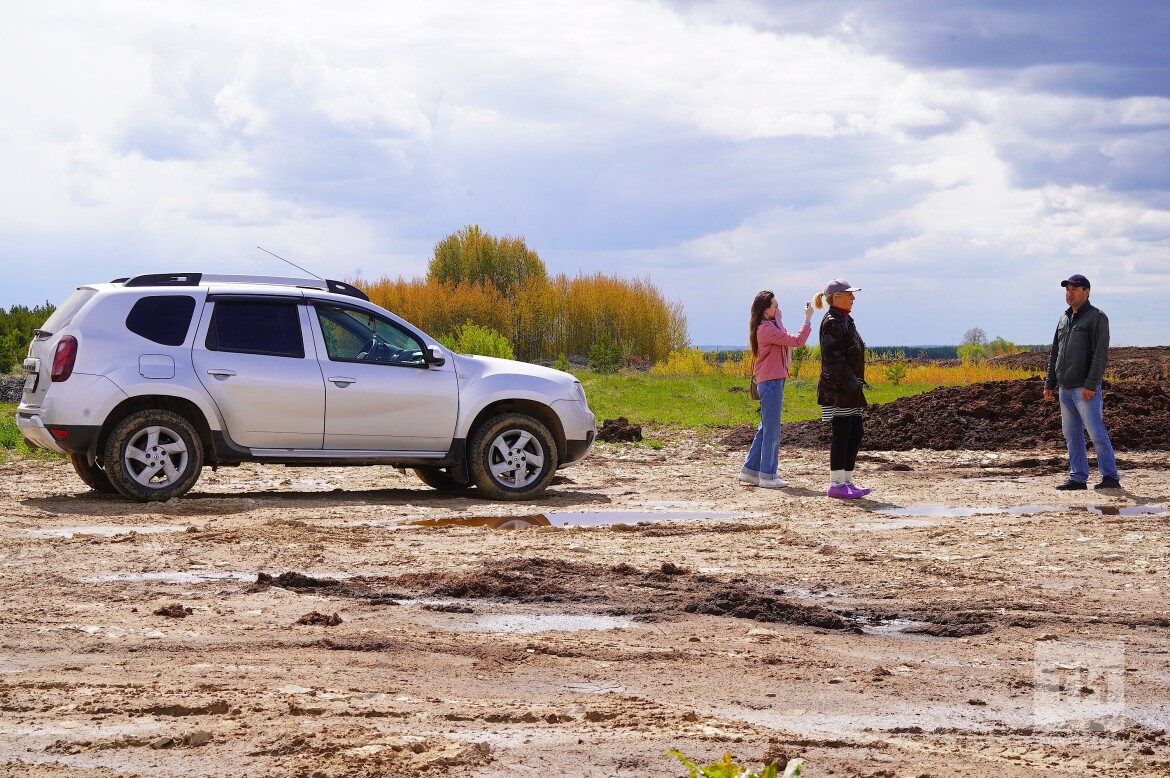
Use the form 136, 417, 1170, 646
207, 369, 237, 379
328, 376, 356, 387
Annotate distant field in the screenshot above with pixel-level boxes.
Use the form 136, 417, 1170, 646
577, 358, 1042, 429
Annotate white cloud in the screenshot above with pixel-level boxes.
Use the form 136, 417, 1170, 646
0, 0, 1167, 347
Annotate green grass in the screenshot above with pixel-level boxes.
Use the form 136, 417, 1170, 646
577, 372, 938, 427
0, 402, 62, 463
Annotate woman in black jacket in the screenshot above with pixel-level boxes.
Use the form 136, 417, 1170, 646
814, 279, 872, 499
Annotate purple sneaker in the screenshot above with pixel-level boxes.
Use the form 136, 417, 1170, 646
827, 484, 860, 499
846, 483, 872, 497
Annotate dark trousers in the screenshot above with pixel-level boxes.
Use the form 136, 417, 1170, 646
830, 415, 864, 471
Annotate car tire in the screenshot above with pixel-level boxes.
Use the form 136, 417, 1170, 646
69, 454, 118, 494
413, 466, 470, 492
103, 410, 204, 502
468, 413, 558, 500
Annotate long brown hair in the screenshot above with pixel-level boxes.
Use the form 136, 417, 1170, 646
748, 290, 774, 356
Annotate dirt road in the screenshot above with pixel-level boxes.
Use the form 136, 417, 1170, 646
2, 429, 1169, 777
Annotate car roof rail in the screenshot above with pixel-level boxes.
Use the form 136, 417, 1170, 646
121, 272, 204, 287
118, 273, 369, 301
324, 279, 370, 301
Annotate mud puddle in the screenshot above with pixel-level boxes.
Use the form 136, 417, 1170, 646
860, 618, 933, 637
1087, 505, 1166, 516
81, 571, 260, 584
872, 504, 1065, 518
395, 510, 749, 530
721, 703, 1027, 739
439, 611, 633, 634
26, 525, 187, 539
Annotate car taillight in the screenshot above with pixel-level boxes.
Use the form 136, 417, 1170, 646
51, 336, 78, 382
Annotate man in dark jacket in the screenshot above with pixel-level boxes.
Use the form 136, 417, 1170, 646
1043, 274, 1120, 490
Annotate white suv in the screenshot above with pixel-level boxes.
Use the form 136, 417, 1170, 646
16, 273, 595, 501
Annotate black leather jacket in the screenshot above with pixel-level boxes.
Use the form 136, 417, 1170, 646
816, 307, 868, 408
1045, 301, 1110, 391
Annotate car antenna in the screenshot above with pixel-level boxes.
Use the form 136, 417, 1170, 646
257, 246, 323, 280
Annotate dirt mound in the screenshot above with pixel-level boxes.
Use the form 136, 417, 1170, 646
596, 417, 643, 442
991, 345, 1170, 382
252, 558, 862, 632
683, 587, 850, 630
724, 375, 1170, 451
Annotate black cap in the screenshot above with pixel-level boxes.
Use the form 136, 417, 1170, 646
1060, 274, 1090, 289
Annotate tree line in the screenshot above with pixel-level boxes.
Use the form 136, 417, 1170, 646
355, 225, 689, 364
1, 303, 55, 375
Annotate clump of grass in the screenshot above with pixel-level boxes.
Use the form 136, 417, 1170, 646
0, 403, 59, 462
668, 749, 803, 777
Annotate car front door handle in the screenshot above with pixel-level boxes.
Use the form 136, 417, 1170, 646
328, 376, 356, 387
207, 369, 237, 379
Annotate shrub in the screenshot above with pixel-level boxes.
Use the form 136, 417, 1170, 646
790, 345, 811, 379
437, 323, 516, 360
719, 351, 752, 378
553, 353, 570, 372
884, 361, 908, 385
651, 348, 717, 377
588, 333, 622, 373
957, 343, 988, 364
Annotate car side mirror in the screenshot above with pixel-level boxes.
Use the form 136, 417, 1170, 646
425, 344, 446, 367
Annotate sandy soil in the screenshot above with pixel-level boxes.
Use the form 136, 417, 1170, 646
2, 426, 1169, 777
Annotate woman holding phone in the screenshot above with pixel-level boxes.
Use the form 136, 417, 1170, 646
738, 290, 814, 488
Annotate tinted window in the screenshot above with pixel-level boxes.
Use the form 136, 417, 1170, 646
315, 304, 426, 366
125, 295, 196, 346
206, 301, 305, 358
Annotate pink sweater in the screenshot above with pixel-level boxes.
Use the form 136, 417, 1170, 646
754, 317, 812, 382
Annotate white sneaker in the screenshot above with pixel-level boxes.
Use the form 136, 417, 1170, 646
737, 472, 759, 486
757, 477, 788, 488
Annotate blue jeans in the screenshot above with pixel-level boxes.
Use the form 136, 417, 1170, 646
1058, 386, 1118, 483
742, 378, 785, 479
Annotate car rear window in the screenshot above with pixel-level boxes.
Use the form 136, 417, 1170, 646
205, 300, 305, 358
39, 288, 98, 334
125, 295, 197, 346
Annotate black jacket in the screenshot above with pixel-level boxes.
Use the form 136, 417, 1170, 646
1045, 301, 1110, 391
816, 307, 867, 408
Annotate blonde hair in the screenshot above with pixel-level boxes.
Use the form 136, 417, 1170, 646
814, 292, 830, 309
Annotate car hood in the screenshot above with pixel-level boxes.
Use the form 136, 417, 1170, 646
450, 353, 579, 390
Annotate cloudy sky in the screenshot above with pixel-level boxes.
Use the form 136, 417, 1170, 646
2, 0, 1168, 347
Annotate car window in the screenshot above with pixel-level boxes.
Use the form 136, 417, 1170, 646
126, 295, 197, 346
39, 288, 97, 333
205, 300, 305, 358
314, 304, 426, 366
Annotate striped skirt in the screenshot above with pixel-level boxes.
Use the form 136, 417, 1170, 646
821, 405, 864, 422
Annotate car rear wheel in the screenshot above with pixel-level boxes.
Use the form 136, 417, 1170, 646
69, 454, 117, 494
468, 413, 558, 500
413, 466, 469, 491
103, 410, 204, 502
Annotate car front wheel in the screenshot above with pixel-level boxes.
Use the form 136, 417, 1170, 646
103, 410, 204, 502
468, 413, 558, 500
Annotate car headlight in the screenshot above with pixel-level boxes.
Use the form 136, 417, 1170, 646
573, 381, 587, 404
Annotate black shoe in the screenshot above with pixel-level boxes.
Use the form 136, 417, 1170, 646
1094, 477, 1121, 490
1055, 480, 1087, 491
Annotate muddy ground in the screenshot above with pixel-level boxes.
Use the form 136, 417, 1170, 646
3, 363, 1170, 777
